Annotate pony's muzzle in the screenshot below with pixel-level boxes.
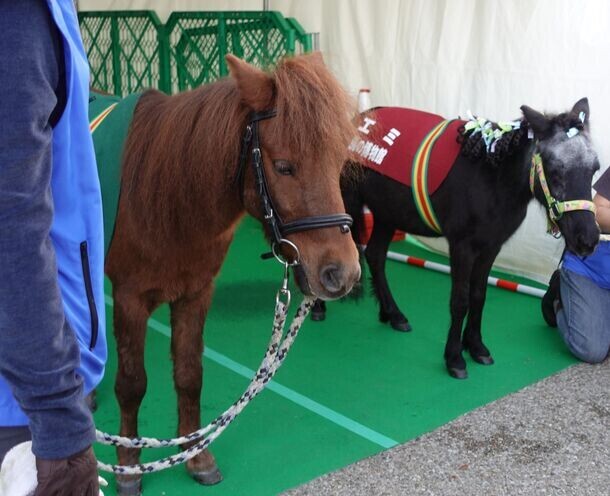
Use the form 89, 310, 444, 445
561, 209, 600, 257
574, 231, 599, 256
318, 262, 361, 300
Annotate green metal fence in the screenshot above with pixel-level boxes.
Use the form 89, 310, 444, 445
78, 10, 312, 96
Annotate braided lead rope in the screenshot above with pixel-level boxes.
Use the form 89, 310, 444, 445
96, 296, 315, 475
96, 301, 288, 449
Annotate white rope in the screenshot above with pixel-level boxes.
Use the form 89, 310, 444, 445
95, 294, 315, 475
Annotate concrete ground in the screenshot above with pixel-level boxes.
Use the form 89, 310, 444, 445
284, 360, 609, 496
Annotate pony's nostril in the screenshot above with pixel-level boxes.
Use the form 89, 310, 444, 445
320, 264, 344, 294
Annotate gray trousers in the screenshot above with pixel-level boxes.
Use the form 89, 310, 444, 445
557, 268, 610, 363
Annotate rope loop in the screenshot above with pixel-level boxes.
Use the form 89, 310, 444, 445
96, 287, 315, 475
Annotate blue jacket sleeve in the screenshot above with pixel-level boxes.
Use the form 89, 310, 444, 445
0, 1, 95, 459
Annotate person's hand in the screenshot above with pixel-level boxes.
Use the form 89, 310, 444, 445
35, 446, 99, 495
594, 193, 610, 233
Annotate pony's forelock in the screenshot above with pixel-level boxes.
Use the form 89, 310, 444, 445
272, 54, 358, 167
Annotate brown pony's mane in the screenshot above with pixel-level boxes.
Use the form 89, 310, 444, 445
121, 54, 355, 242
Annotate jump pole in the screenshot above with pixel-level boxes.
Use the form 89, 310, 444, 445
385, 250, 547, 299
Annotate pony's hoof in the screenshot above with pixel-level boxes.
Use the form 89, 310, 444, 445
116, 477, 142, 496
391, 320, 412, 332
191, 467, 223, 485
447, 367, 468, 379
311, 310, 326, 322
471, 353, 494, 365
379, 311, 411, 331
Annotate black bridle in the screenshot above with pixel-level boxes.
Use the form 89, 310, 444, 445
235, 109, 353, 262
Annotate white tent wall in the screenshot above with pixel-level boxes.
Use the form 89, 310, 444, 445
79, 0, 610, 283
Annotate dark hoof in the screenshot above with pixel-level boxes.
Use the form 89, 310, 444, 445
447, 367, 468, 379
471, 353, 494, 365
116, 477, 142, 496
191, 467, 223, 485
311, 310, 326, 322
379, 311, 411, 332
391, 320, 412, 332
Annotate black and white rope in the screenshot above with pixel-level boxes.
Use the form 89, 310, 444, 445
96, 295, 315, 475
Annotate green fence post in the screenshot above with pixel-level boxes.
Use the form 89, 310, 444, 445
286, 29, 295, 55
285, 17, 312, 53
306, 33, 315, 52
110, 15, 122, 95
218, 12, 228, 77
157, 23, 171, 93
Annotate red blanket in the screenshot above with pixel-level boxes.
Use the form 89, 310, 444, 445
350, 107, 464, 195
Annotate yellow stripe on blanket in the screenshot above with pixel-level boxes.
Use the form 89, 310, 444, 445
89, 103, 118, 133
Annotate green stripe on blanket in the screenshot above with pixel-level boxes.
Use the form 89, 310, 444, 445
89, 91, 140, 256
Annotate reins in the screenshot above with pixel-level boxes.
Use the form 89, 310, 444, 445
95, 108, 352, 475
529, 152, 596, 237
527, 110, 596, 237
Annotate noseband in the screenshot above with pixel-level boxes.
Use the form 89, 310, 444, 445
236, 109, 353, 262
529, 152, 596, 236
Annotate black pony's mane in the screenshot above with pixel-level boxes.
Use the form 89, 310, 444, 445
457, 118, 530, 167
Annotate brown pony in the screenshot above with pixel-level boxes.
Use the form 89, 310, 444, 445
105, 52, 361, 494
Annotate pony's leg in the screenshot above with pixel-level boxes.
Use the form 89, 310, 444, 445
113, 288, 152, 495
311, 299, 326, 321
462, 246, 501, 365
444, 241, 477, 379
365, 220, 411, 332
170, 290, 222, 486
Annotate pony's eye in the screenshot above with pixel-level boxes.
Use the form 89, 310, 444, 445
273, 160, 295, 176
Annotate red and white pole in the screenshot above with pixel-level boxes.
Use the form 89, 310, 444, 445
386, 250, 546, 299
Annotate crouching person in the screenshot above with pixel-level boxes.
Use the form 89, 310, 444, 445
542, 167, 610, 363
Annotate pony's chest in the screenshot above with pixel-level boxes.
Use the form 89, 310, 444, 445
350, 107, 464, 194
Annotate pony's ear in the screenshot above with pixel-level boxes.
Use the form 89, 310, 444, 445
571, 97, 589, 124
521, 105, 551, 137
226, 54, 275, 111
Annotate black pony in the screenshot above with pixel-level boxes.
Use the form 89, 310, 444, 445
314, 99, 600, 379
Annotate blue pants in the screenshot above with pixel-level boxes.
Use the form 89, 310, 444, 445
0, 1, 96, 459
556, 268, 610, 363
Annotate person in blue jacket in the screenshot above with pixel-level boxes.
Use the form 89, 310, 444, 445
0, 0, 106, 492
542, 167, 610, 363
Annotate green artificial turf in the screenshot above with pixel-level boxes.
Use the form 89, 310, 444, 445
94, 216, 576, 495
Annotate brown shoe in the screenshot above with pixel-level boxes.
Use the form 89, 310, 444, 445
35, 446, 99, 496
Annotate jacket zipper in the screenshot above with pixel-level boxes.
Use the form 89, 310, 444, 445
80, 241, 99, 350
